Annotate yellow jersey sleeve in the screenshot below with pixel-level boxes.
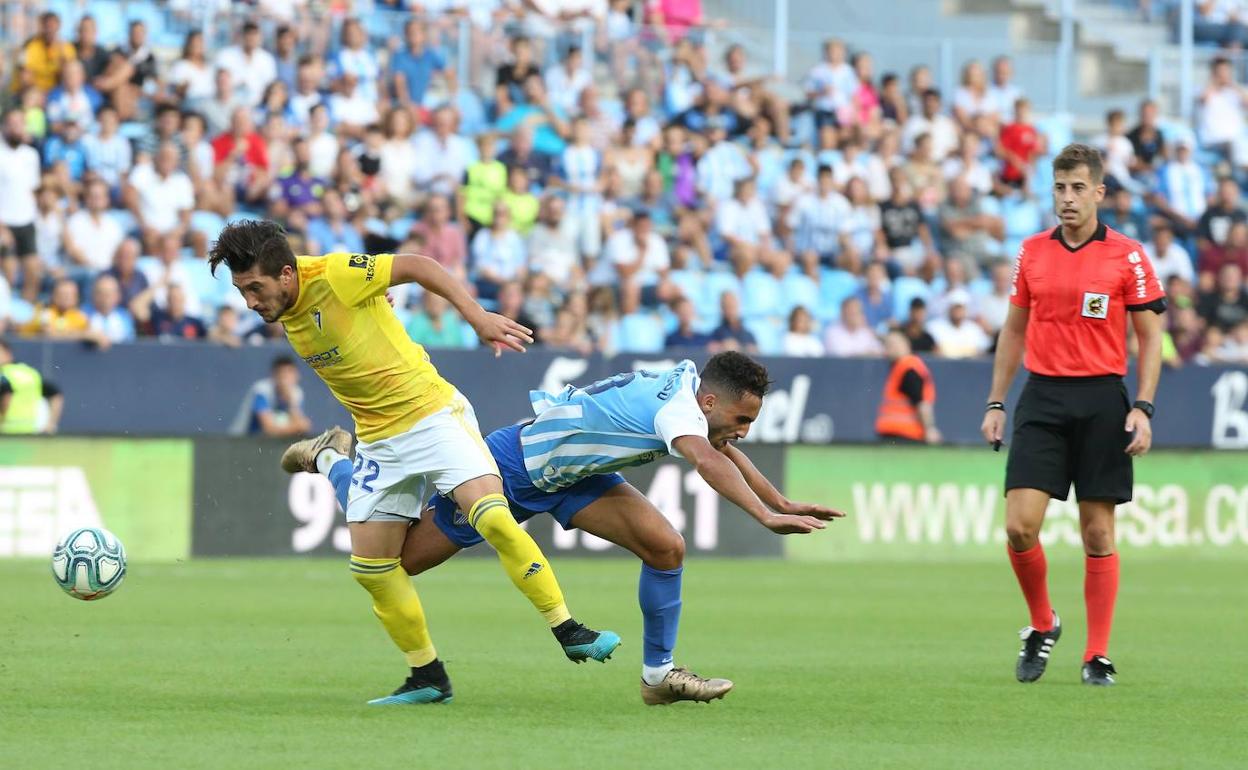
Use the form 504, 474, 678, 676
323, 252, 394, 306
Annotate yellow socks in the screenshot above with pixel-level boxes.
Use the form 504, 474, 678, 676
467, 493, 572, 627
350, 556, 438, 667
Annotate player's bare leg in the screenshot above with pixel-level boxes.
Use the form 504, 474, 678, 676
1079, 500, 1119, 686
450, 474, 621, 663
570, 483, 734, 705
1005, 488, 1061, 683
400, 514, 463, 576
348, 520, 453, 705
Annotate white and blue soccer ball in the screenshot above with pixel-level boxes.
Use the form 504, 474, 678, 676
51, 527, 127, 601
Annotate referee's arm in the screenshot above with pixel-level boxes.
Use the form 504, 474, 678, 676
982, 304, 1029, 445
1126, 307, 1164, 456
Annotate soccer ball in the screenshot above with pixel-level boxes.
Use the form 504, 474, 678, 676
51, 527, 127, 601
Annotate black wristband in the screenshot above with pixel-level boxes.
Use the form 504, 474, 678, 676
986, 401, 1005, 412
1132, 400, 1155, 419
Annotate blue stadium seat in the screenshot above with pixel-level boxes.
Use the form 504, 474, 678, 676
699, 272, 742, 329
389, 217, 416, 242
969, 277, 993, 298
781, 272, 819, 317
183, 258, 223, 308
816, 269, 860, 322
111, 209, 139, 237
89, 1, 126, 47
741, 270, 783, 321
745, 317, 784, 356
891, 276, 932, 321
616, 313, 666, 354
8, 298, 34, 325
668, 269, 704, 304
190, 211, 226, 243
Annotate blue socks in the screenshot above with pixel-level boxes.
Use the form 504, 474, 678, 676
639, 563, 683, 669
328, 458, 353, 511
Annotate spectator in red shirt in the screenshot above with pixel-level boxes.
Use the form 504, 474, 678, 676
212, 106, 270, 205
410, 194, 468, 280
997, 97, 1040, 191
1198, 220, 1248, 281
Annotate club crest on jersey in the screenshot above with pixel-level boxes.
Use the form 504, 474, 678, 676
312, 307, 323, 332
1082, 292, 1109, 319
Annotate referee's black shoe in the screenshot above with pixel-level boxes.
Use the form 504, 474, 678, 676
1016, 611, 1061, 683
1081, 656, 1117, 687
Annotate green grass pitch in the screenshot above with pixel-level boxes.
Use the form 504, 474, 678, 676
2, 556, 1245, 769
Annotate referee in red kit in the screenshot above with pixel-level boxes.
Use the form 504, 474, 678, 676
981, 143, 1166, 687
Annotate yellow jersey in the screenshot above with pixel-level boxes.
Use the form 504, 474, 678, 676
279, 253, 455, 442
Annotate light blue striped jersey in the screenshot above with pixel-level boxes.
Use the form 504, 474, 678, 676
520, 360, 709, 492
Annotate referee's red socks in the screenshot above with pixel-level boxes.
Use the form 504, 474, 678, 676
1007, 543, 1053, 632
1084, 552, 1120, 661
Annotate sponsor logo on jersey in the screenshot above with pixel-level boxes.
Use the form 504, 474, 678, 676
303, 346, 343, 369
347, 253, 378, 282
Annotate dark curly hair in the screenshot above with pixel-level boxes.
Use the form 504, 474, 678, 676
207, 220, 296, 278
701, 352, 772, 400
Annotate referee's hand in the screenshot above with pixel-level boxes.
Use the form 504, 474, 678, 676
1125, 409, 1153, 456
981, 409, 1006, 447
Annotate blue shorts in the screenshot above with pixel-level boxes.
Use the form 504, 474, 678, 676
429, 423, 627, 549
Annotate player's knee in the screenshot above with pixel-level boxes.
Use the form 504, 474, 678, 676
643, 531, 685, 571
1082, 524, 1115, 554
1005, 521, 1039, 551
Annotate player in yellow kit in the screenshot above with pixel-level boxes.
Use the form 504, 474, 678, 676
208, 220, 620, 705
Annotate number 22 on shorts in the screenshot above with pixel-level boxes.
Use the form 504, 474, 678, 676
351, 454, 380, 492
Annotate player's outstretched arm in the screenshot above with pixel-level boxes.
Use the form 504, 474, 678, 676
673, 435, 826, 535
389, 253, 534, 356
721, 443, 843, 521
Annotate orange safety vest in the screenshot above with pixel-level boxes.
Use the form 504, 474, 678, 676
876, 355, 935, 441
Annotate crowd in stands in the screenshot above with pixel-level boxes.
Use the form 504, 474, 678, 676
1, 0, 1247, 366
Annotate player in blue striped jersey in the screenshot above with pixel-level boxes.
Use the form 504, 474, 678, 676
397, 351, 843, 705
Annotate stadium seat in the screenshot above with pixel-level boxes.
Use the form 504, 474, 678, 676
699, 272, 742, 328
190, 211, 226, 243
389, 217, 416, 242
745, 317, 784, 356
816, 269, 860, 322
616, 313, 666, 354
668, 269, 704, 305
741, 270, 783, 321
89, 1, 127, 47
891, 276, 932, 321
781, 272, 819, 316
184, 258, 224, 308
969, 277, 993, 298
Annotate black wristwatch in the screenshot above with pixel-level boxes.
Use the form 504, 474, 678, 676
1132, 400, 1155, 419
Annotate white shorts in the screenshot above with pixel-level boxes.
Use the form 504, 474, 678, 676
345, 390, 499, 524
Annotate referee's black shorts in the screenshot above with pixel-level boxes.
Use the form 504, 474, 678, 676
1005, 374, 1133, 504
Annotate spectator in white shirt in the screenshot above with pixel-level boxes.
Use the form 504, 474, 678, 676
472, 202, 527, 300
328, 72, 379, 139
528, 195, 581, 287
0, 109, 45, 302
139, 231, 203, 318
942, 133, 994, 197
1198, 56, 1248, 161
986, 55, 1022, 122
82, 105, 133, 192
214, 21, 277, 107
977, 260, 1013, 335
804, 38, 857, 127
1096, 109, 1141, 194
306, 104, 339, 182
603, 209, 670, 292
783, 305, 825, 357
289, 57, 324, 129
903, 88, 959, 162
825, 296, 884, 357
170, 30, 216, 102
696, 125, 752, 204
413, 106, 477, 197
125, 142, 194, 251
928, 289, 991, 358
85, 273, 136, 349
1146, 223, 1196, 286
953, 59, 991, 129
64, 180, 125, 273
545, 46, 592, 117
715, 176, 772, 269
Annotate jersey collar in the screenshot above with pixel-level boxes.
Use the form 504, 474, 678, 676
1050, 222, 1107, 253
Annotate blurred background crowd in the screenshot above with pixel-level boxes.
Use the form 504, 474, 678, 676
1, 0, 1247, 366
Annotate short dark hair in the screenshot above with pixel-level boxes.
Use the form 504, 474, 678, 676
208, 220, 296, 277
271, 355, 297, 371
701, 352, 772, 400
1052, 142, 1104, 184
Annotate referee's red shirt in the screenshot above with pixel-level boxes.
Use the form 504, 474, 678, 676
1010, 223, 1165, 377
